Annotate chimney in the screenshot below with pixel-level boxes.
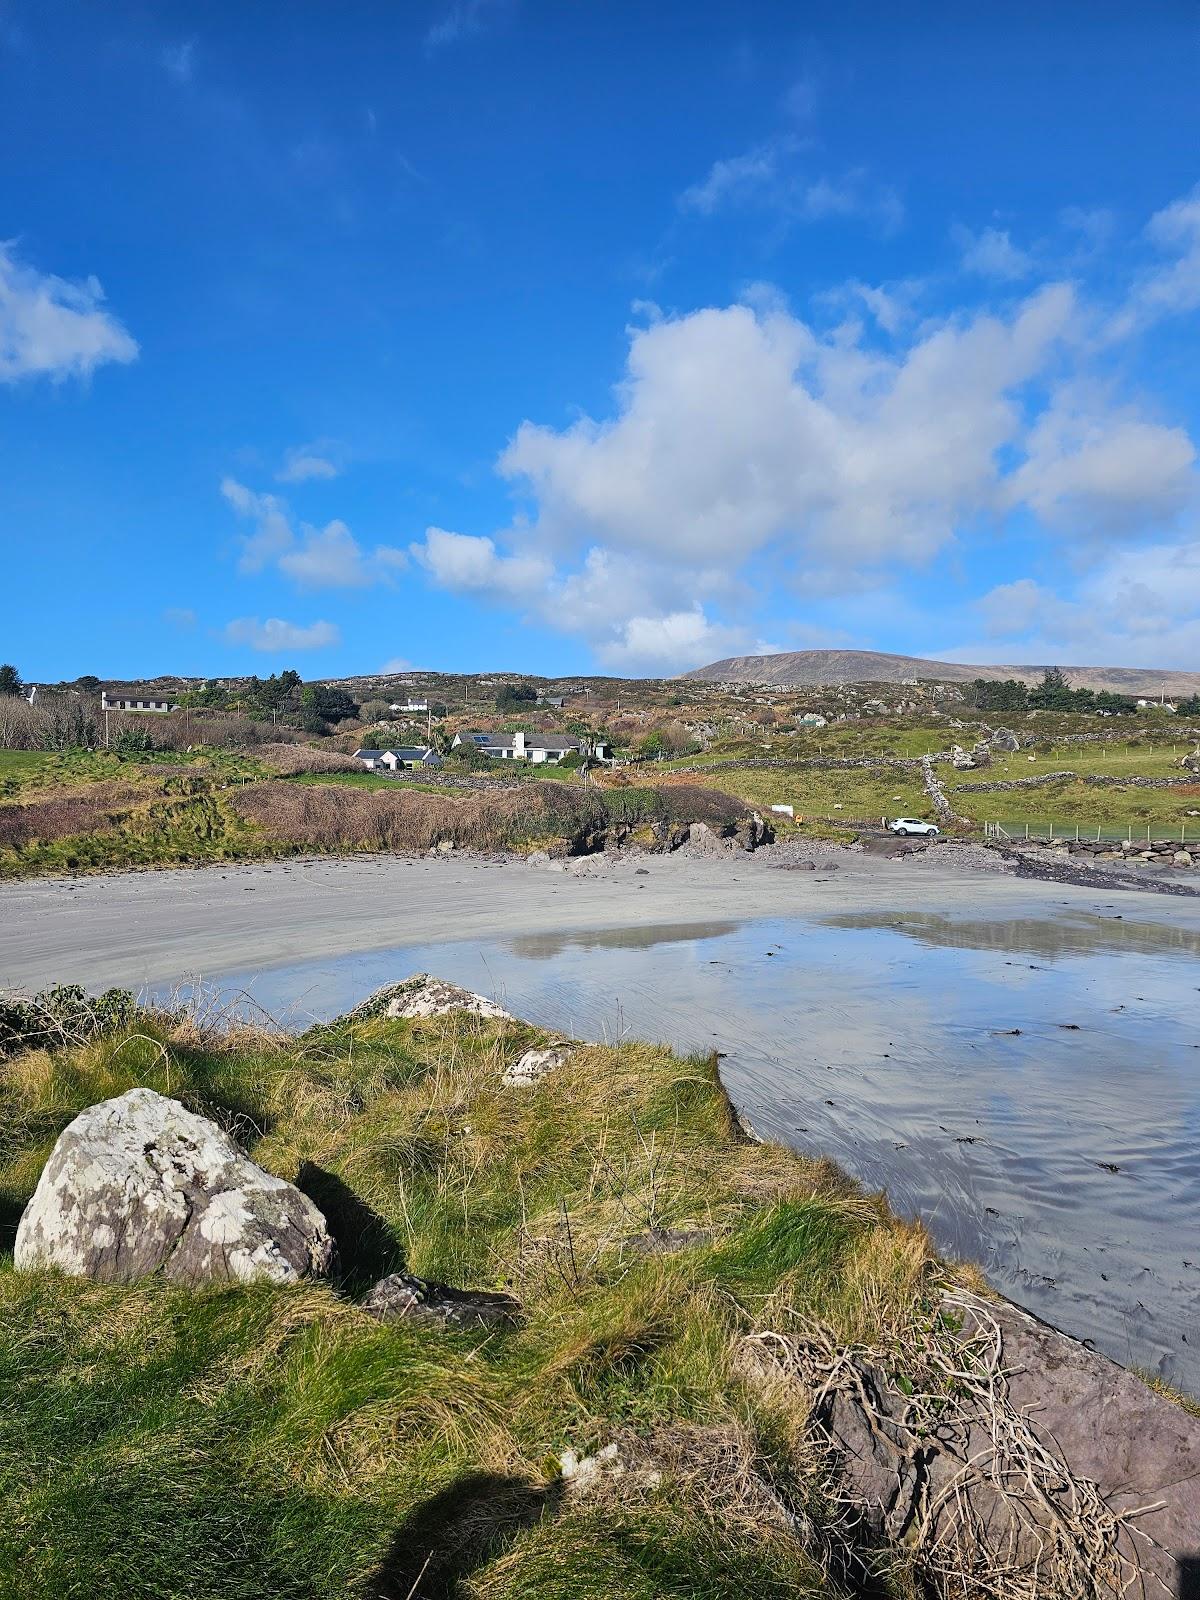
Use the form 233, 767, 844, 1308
513, 730, 526, 756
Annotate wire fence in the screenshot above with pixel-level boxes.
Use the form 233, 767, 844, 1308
984, 820, 1198, 845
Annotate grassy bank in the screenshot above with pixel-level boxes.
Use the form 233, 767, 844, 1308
0, 750, 757, 877
0, 994, 946, 1600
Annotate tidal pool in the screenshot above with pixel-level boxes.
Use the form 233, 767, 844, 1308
186, 905, 1200, 1391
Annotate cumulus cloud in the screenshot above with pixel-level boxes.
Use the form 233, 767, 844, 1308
222, 478, 406, 586
401, 212, 1200, 672
499, 288, 1078, 570
0, 242, 138, 383
595, 610, 780, 674
224, 617, 341, 652
1005, 388, 1195, 536
410, 527, 553, 596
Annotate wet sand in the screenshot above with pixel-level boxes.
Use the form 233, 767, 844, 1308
4, 845, 1199, 995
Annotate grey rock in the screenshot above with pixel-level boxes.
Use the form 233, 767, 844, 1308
502, 1043, 574, 1088
989, 727, 1021, 752
14, 1087, 334, 1285
348, 973, 512, 1022
361, 1271, 521, 1330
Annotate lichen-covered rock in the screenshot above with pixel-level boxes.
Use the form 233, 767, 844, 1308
361, 1271, 521, 1330
502, 1043, 574, 1088
348, 973, 512, 1023
14, 1087, 334, 1285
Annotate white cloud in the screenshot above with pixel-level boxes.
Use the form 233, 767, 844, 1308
0, 242, 138, 383
224, 617, 341, 652
276, 446, 339, 483
955, 225, 1032, 280
410, 527, 552, 596
500, 288, 1078, 570
378, 656, 414, 673
222, 478, 406, 585
975, 539, 1200, 668
161, 39, 195, 83
678, 141, 902, 231
596, 610, 780, 674
222, 478, 295, 573
279, 519, 408, 588
1006, 388, 1195, 536
425, 0, 504, 52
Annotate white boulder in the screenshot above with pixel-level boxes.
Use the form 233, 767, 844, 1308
14, 1087, 334, 1285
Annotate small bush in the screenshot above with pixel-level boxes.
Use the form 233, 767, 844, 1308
0, 983, 136, 1058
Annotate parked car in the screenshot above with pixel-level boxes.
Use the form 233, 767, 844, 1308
889, 817, 940, 836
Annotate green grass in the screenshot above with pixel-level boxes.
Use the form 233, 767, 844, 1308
0, 1002, 939, 1598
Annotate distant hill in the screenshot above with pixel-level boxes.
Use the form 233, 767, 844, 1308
683, 649, 1200, 698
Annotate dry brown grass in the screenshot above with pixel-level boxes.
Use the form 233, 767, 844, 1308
255, 743, 364, 776
229, 778, 750, 855
0, 783, 147, 848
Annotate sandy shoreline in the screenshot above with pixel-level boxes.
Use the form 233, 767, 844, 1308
5, 843, 1200, 995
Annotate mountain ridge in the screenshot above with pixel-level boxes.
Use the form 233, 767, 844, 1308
682, 649, 1200, 697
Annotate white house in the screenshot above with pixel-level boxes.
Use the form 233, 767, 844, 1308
450, 730, 608, 764
353, 746, 443, 771
798, 712, 828, 728
390, 700, 429, 713
100, 690, 180, 714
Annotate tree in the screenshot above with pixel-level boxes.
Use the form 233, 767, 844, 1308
0, 664, 24, 697
495, 682, 537, 710
1028, 667, 1075, 711
75, 675, 101, 693
301, 684, 359, 724
638, 731, 668, 759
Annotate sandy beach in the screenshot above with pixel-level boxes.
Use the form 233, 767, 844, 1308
4, 843, 1200, 995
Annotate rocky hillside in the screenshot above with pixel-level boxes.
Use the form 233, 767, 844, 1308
684, 648, 1200, 696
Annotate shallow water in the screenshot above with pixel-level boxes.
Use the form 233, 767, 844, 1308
188, 905, 1200, 1391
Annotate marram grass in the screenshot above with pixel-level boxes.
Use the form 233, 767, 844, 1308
0, 1000, 941, 1598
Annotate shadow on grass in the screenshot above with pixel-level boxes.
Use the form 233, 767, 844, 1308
369, 1473, 561, 1599
0, 1188, 25, 1255
295, 1162, 406, 1292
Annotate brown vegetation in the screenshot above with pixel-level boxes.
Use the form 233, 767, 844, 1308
254, 743, 364, 776
230, 778, 751, 855
0, 784, 146, 850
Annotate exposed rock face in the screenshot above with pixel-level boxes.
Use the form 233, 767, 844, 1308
361, 1271, 521, 1330
502, 1043, 574, 1088
14, 1088, 334, 1285
746, 1288, 1200, 1597
989, 726, 1021, 752
348, 973, 512, 1022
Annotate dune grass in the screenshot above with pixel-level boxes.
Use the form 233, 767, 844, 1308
0, 998, 941, 1599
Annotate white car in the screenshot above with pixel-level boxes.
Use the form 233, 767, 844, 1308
889, 817, 939, 837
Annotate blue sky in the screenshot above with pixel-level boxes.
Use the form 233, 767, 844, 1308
3, 1, 1200, 681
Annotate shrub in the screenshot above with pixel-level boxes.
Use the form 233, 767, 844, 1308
0, 983, 136, 1057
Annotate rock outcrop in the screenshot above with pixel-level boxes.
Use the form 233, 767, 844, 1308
744, 1288, 1200, 1597
14, 1087, 334, 1285
361, 1271, 521, 1330
348, 973, 512, 1022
